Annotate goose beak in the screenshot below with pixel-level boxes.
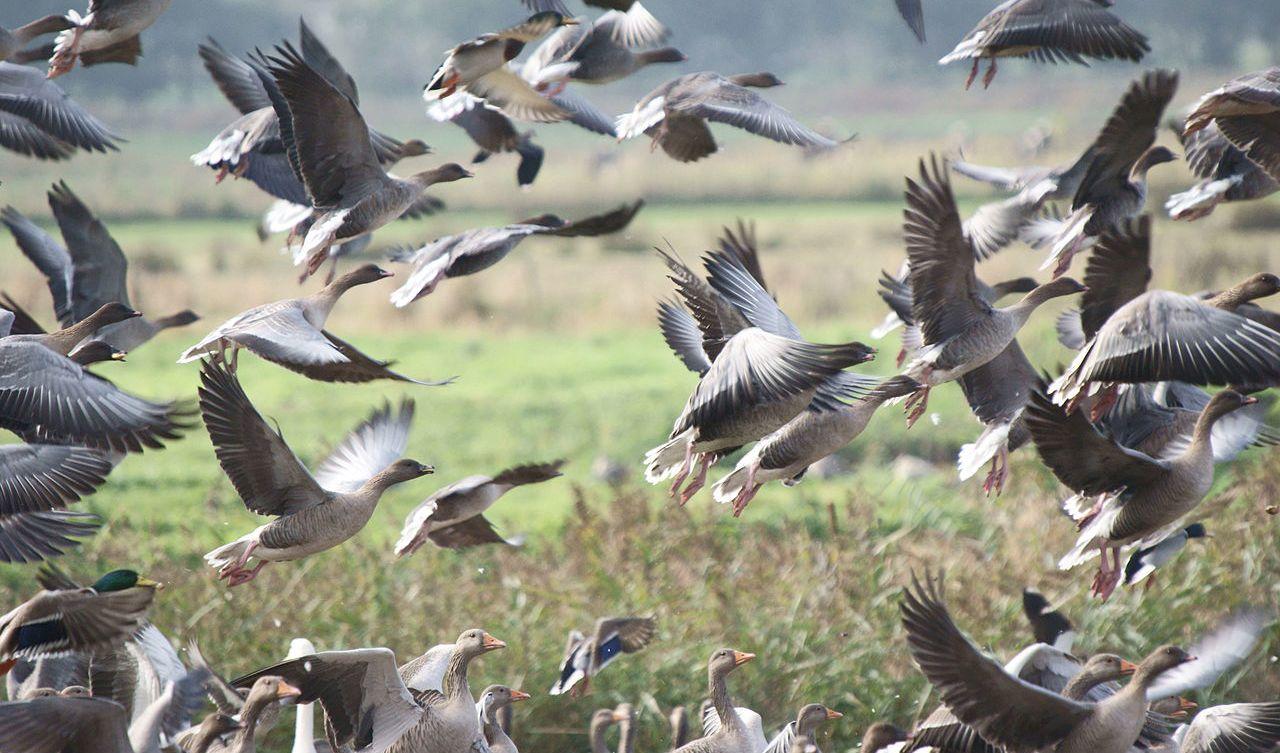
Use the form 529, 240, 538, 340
276, 680, 303, 700
417, 463, 435, 475
731, 651, 755, 667
481, 633, 507, 651
1119, 659, 1138, 676
1177, 697, 1198, 714
612, 710, 629, 722
510, 690, 531, 702
378, 268, 396, 279
563, 17, 580, 25
825, 709, 843, 720
1242, 396, 1259, 405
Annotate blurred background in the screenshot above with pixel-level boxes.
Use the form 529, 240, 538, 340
1, 2, 1279, 752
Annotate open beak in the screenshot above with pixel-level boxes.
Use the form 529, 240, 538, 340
127, 309, 144, 319
461, 169, 476, 179
276, 680, 303, 700
731, 651, 755, 667
418, 463, 435, 475
481, 633, 507, 651
378, 269, 396, 279
510, 690, 531, 702
1177, 697, 1198, 715
825, 709, 843, 720
137, 576, 164, 590
1119, 659, 1139, 676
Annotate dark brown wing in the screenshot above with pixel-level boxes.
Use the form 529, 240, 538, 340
1025, 387, 1169, 495
1074, 70, 1179, 208
285, 331, 455, 386
46, 181, 130, 322
904, 155, 991, 347
981, 0, 1148, 63
426, 514, 516, 549
541, 201, 643, 238
593, 616, 657, 653
1079, 215, 1152, 340
198, 38, 272, 114
900, 572, 1092, 753
717, 220, 769, 293
1216, 113, 1280, 183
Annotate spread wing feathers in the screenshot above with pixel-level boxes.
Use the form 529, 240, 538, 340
896, 0, 926, 43
198, 38, 273, 114
491, 459, 566, 487
0, 443, 112, 515
1180, 702, 1280, 753
0, 340, 193, 454
1146, 610, 1269, 702
470, 67, 568, 123
899, 572, 1092, 753
1, 206, 73, 324
1214, 113, 1280, 183
1079, 216, 1152, 340
593, 616, 656, 656
958, 341, 1038, 426
1055, 291, 1280, 392
591, 4, 670, 48
538, 200, 644, 237
704, 247, 801, 340
1025, 387, 1168, 495
1074, 69, 1179, 206
657, 300, 712, 375
0, 696, 132, 753
231, 648, 422, 753
674, 80, 836, 149
46, 180, 130, 319
655, 245, 749, 358
965, 0, 1149, 63
0, 510, 100, 564
289, 331, 455, 386
298, 19, 359, 105
427, 514, 519, 549
312, 399, 414, 493
185, 639, 245, 715
2, 586, 158, 660
196, 358, 325, 515
0, 67, 120, 153
904, 155, 990, 346
258, 42, 386, 209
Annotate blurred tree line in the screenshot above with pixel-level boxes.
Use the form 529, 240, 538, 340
3, 0, 1275, 103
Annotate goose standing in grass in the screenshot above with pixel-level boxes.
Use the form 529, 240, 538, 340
0, 62, 119, 160
3, 182, 199, 353
521, 10, 682, 90
478, 685, 531, 753
894, 156, 1084, 428
1026, 388, 1259, 600
0, 14, 70, 63
179, 264, 452, 385
388, 201, 642, 305
389, 629, 508, 753
1023, 70, 1178, 278
940, 0, 1149, 90
675, 649, 757, 753
550, 616, 656, 696
0, 442, 109, 563
198, 362, 432, 585
194, 24, 431, 210
617, 72, 840, 163
1167, 119, 1279, 220
424, 12, 579, 122
252, 43, 472, 278
395, 460, 565, 555
900, 572, 1263, 753
1184, 68, 1280, 183
0, 569, 161, 675
45, 0, 172, 77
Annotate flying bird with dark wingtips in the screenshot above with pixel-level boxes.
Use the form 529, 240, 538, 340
46, 0, 174, 78
1184, 67, 1280, 184
0, 14, 71, 64
0, 62, 119, 160
550, 616, 657, 696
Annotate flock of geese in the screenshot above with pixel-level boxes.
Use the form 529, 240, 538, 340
3, 0, 1280, 752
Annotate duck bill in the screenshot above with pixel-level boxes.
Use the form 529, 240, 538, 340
1119, 659, 1139, 676
825, 709, 844, 720
510, 690, 531, 702
481, 633, 507, 651
136, 576, 164, 590
110, 352, 128, 361
731, 651, 755, 667
276, 680, 303, 700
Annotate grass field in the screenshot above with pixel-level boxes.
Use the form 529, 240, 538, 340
4, 140, 1280, 752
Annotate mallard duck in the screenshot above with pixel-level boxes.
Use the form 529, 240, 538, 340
675, 649, 756, 753
179, 264, 452, 385
197, 362, 431, 585
0, 442, 108, 562
388, 201, 642, 304
478, 685, 531, 753
1122, 524, 1208, 590
46, 0, 172, 77
250, 43, 471, 277
895, 156, 1084, 428
1184, 68, 1280, 183
940, 0, 1149, 89
1023, 70, 1178, 277
425, 12, 579, 122
395, 460, 565, 555
0, 569, 161, 675
900, 573, 1263, 753
4, 183, 199, 352
0, 62, 119, 160
193, 24, 430, 213
0, 335, 193, 453
522, 11, 682, 89
1028, 388, 1258, 599
1167, 118, 1279, 220
0, 14, 71, 63
617, 72, 840, 163
1021, 589, 1074, 651
550, 616, 656, 696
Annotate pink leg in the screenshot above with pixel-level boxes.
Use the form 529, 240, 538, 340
1091, 541, 1110, 597
679, 454, 712, 505
964, 58, 979, 90
1052, 236, 1085, 279
732, 465, 760, 517
227, 560, 267, 587
1088, 385, 1120, 423
667, 442, 694, 498
1098, 548, 1123, 602
905, 386, 931, 428
982, 445, 1010, 497
982, 58, 998, 89
896, 348, 907, 367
